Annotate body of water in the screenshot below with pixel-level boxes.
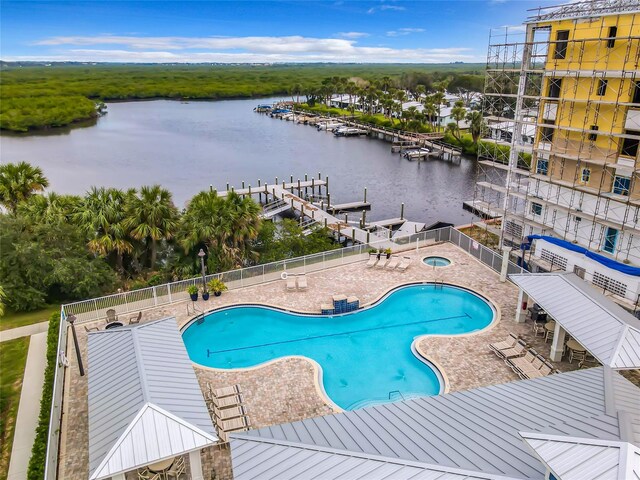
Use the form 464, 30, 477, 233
1, 98, 481, 223
182, 284, 495, 410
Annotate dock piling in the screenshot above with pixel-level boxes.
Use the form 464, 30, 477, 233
242, 181, 245, 189
366, 231, 370, 244
226, 183, 229, 191
209, 184, 213, 192
352, 228, 356, 241
363, 187, 367, 203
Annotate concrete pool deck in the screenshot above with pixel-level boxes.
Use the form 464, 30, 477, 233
58, 242, 601, 479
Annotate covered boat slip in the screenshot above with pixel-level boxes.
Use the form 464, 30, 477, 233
87, 318, 217, 480
510, 272, 640, 368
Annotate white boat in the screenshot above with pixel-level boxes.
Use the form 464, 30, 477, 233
403, 148, 432, 160
317, 121, 344, 131
334, 127, 368, 137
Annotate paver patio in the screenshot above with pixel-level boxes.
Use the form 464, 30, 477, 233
57, 242, 609, 480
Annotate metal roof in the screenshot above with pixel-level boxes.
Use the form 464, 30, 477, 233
235, 367, 639, 480
526, 0, 640, 24
509, 273, 640, 369
520, 432, 640, 480
87, 318, 217, 480
230, 437, 521, 480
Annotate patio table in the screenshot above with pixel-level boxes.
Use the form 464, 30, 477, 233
566, 339, 586, 353
104, 321, 124, 329
148, 457, 175, 473
544, 321, 556, 332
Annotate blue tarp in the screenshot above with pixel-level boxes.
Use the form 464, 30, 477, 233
526, 235, 640, 277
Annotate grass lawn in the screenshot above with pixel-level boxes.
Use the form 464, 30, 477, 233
0, 336, 30, 480
0, 305, 59, 332
458, 225, 501, 249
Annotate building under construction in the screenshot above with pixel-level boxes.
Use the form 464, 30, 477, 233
472, 0, 640, 305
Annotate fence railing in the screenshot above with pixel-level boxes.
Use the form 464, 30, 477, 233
48, 226, 524, 479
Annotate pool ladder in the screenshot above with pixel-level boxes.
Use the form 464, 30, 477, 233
388, 390, 405, 401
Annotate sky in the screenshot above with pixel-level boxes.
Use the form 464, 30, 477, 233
0, 0, 557, 64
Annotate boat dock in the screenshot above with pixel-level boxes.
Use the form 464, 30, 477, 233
462, 200, 504, 219
328, 201, 371, 213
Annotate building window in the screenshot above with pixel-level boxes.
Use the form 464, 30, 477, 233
621, 130, 640, 158
536, 158, 549, 175
540, 122, 555, 143
531, 202, 543, 215
554, 30, 569, 59
613, 175, 631, 195
588, 125, 599, 141
607, 26, 617, 48
603, 227, 619, 254
597, 79, 608, 96
633, 82, 640, 104
581, 168, 591, 183
593, 271, 627, 297
548, 78, 562, 98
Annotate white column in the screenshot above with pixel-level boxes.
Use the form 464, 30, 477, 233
112, 474, 126, 480
500, 246, 511, 282
514, 289, 528, 323
189, 450, 204, 480
550, 323, 566, 362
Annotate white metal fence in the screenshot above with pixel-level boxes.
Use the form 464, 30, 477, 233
46, 226, 523, 479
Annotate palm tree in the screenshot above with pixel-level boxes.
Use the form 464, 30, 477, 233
17, 192, 81, 224
0, 161, 49, 215
466, 110, 485, 145
422, 100, 437, 131
75, 187, 134, 272
125, 185, 178, 270
180, 191, 261, 270
0, 285, 5, 317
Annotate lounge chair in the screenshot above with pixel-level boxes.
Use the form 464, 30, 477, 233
213, 385, 241, 398
212, 393, 243, 409
385, 256, 400, 269
297, 275, 308, 290
365, 255, 378, 268
375, 257, 388, 269
286, 277, 297, 291
508, 349, 542, 379
214, 405, 247, 420
488, 333, 518, 354
396, 256, 412, 271
525, 360, 554, 379
494, 339, 527, 360
106, 308, 118, 323
216, 415, 250, 433
129, 311, 142, 324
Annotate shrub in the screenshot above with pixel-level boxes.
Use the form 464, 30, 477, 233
27, 311, 60, 480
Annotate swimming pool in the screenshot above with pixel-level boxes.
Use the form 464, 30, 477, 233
182, 284, 495, 410
423, 256, 452, 267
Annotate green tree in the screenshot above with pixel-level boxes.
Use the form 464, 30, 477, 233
446, 100, 467, 142
16, 192, 81, 225
466, 110, 485, 145
0, 162, 49, 215
125, 185, 178, 270
0, 285, 5, 317
75, 187, 134, 272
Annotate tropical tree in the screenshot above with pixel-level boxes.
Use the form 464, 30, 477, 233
17, 192, 81, 225
466, 110, 485, 145
422, 100, 437, 131
180, 191, 262, 271
0, 285, 5, 317
446, 100, 468, 142
125, 185, 178, 270
75, 187, 134, 272
0, 161, 49, 215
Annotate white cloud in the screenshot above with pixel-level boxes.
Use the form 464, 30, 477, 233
367, 5, 406, 14
337, 32, 370, 39
386, 28, 425, 37
18, 34, 481, 63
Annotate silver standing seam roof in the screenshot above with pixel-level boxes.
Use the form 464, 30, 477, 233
231, 367, 640, 480
509, 273, 640, 369
87, 318, 217, 480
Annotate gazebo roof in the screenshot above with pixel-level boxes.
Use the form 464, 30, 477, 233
87, 318, 217, 480
509, 273, 640, 369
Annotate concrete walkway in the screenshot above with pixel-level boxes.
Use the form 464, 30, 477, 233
7, 331, 48, 480
0, 321, 48, 343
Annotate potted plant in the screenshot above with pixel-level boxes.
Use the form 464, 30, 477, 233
187, 285, 199, 301
201, 287, 210, 301
384, 248, 392, 259
208, 278, 228, 297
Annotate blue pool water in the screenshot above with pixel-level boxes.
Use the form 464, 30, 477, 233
182, 284, 494, 410
423, 256, 452, 267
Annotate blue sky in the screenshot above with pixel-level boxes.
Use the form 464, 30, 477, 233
1, 1, 555, 63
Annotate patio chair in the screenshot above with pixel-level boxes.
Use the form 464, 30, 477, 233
213, 385, 241, 398
286, 277, 297, 291
375, 257, 388, 269
569, 348, 586, 364
84, 325, 99, 333
488, 333, 518, 354
385, 256, 400, 269
129, 311, 142, 324
165, 455, 186, 478
106, 309, 118, 323
214, 404, 247, 421
365, 255, 378, 268
297, 275, 308, 290
494, 339, 527, 360
526, 360, 554, 379
216, 415, 250, 433
507, 349, 537, 378
212, 393, 243, 409
396, 256, 412, 271
532, 321, 546, 337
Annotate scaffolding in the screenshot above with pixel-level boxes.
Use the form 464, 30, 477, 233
472, 1, 640, 267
